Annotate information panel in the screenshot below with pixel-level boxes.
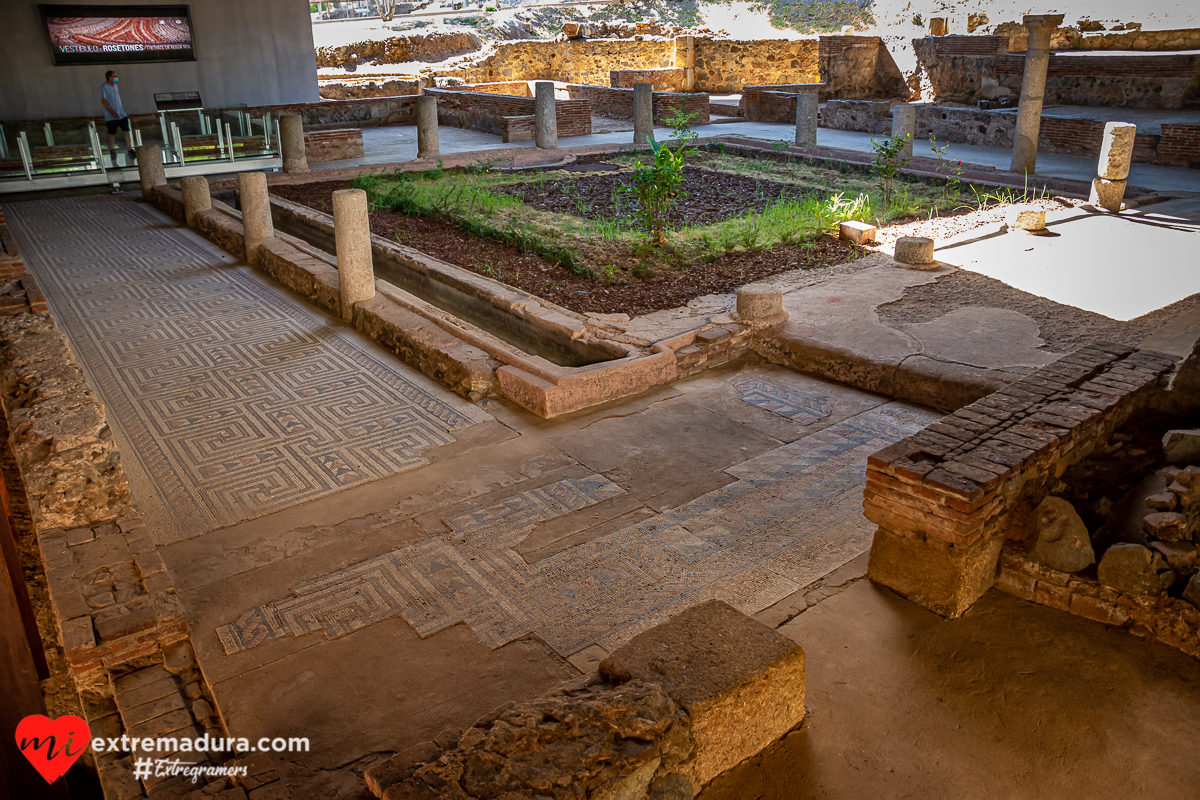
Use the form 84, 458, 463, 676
40, 4, 196, 66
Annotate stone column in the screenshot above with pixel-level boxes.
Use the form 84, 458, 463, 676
180, 176, 211, 227
891, 104, 916, 159
416, 95, 439, 158
683, 35, 696, 92
1090, 121, 1136, 212
237, 171, 274, 257
332, 188, 375, 321
534, 81, 558, 149
794, 93, 818, 147
279, 114, 309, 174
1009, 14, 1065, 174
134, 144, 165, 198
633, 83, 653, 145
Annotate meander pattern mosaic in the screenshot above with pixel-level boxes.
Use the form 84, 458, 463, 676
7, 195, 486, 543
218, 401, 938, 657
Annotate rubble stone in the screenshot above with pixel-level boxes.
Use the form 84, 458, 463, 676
1164, 429, 1200, 465
1028, 497, 1094, 572
1098, 543, 1175, 596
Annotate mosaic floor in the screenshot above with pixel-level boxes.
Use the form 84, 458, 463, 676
6, 196, 488, 543
217, 401, 939, 657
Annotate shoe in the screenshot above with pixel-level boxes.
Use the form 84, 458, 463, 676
126, 150, 137, 163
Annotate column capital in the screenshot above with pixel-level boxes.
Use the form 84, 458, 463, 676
1022, 14, 1064, 30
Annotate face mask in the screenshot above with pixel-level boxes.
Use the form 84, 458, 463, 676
113, 78, 119, 83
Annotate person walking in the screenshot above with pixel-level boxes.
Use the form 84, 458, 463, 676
101, 70, 135, 166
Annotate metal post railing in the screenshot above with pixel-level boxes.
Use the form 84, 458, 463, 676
225, 123, 235, 164
171, 122, 184, 164
217, 121, 226, 158
0, 125, 8, 160
88, 125, 108, 178
17, 132, 33, 180
43, 122, 54, 148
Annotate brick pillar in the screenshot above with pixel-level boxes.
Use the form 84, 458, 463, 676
1010, 14, 1065, 174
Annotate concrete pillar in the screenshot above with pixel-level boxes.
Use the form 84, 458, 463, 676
891, 104, 916, 159
332, 188, 375, 321
134, 144, 165, 198
633, 83, 653, 145
794, 93, 818, 147
279, 114, 309, 174
180, 176, 211, 227
237, 171, 274, 256
1009, 14, 1065, 174
416, 95, 439, 158
534, 81, 558, 149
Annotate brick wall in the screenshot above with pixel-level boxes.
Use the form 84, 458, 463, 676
461, 81, 533, 97
303, 129, 364, 163
423, 88, 592, 140
865, 345, 1175, 618
564, 85, 710, 125
610, 68, 685, 91
1157, 123, 1200, 168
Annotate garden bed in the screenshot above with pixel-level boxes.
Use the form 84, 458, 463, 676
272, 146, 1013, 317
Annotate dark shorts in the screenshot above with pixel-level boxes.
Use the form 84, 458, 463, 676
106, 117, 130, 135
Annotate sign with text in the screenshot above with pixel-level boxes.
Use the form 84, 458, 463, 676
40, 4, 196, 66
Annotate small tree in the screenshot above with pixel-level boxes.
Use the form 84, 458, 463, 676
625, 136, 687, 245
869, 134, 911, 205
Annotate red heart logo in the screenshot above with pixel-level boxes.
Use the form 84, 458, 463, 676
15, 714, 91, 784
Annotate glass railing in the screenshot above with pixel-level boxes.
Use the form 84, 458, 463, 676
0, 106, 281, 188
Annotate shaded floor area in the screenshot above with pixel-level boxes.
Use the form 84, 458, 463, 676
703, 577, 1200, 800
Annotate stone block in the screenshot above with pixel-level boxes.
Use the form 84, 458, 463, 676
61, 616, 95, 652
1143, 512, 1188, 542
868, 528, 1003, 618
599, 599, 805, 787
893, 236, 936, 267
929, 17, 948, 36
1028, 497, 1094, 573
1097, 121, 1137, 181
1164, 429, 1200, 465
839, 220, 877, 245
1006, 205, 1046, 232
1088, 177, 1127, 213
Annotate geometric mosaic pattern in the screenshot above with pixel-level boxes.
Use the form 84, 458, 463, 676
5, 195, 486, 543
217, 401, 939, 657
735, 377, 832, 423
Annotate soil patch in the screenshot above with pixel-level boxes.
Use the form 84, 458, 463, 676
499, 165, 818, 227
271, 179, 855, 317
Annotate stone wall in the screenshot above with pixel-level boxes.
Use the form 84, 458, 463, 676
741, 84, 824, 122
252, 96, 418, 129
424, 88, 592, 139
691, 38, 819, 93
820, 99, 1200, 167
446, 38, 677, 87
913, 36, 1200, 108
611, 68, 685, 91
865, 344, 1175, 619
999, 25, 1200, 54
316, 31, 482, 69
564, 85, 711, 125
318, 78, 422, 100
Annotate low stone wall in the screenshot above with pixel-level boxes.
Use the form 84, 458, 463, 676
611, 67, 685, 91
364, 600, 806, 799
252, 96, 418, 129
316, 30, 482, 69
865, 343, 1176, 618
303, 128, 364, 162
564, 84, 710, 125
913, 35, 1200, 109
318, 78, 422, 100
740, 84, 824, 122
999, 25, 1200, 54
424, 87, 592, 140
996, 546, 1200, 658
460, 80, 532, 97
820, 99, 1200, 167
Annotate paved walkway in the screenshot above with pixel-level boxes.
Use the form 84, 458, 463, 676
6, 195, 489, 543
314, 120, 1200, 193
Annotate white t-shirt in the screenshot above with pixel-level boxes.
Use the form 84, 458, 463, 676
101, 82, 125, 121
